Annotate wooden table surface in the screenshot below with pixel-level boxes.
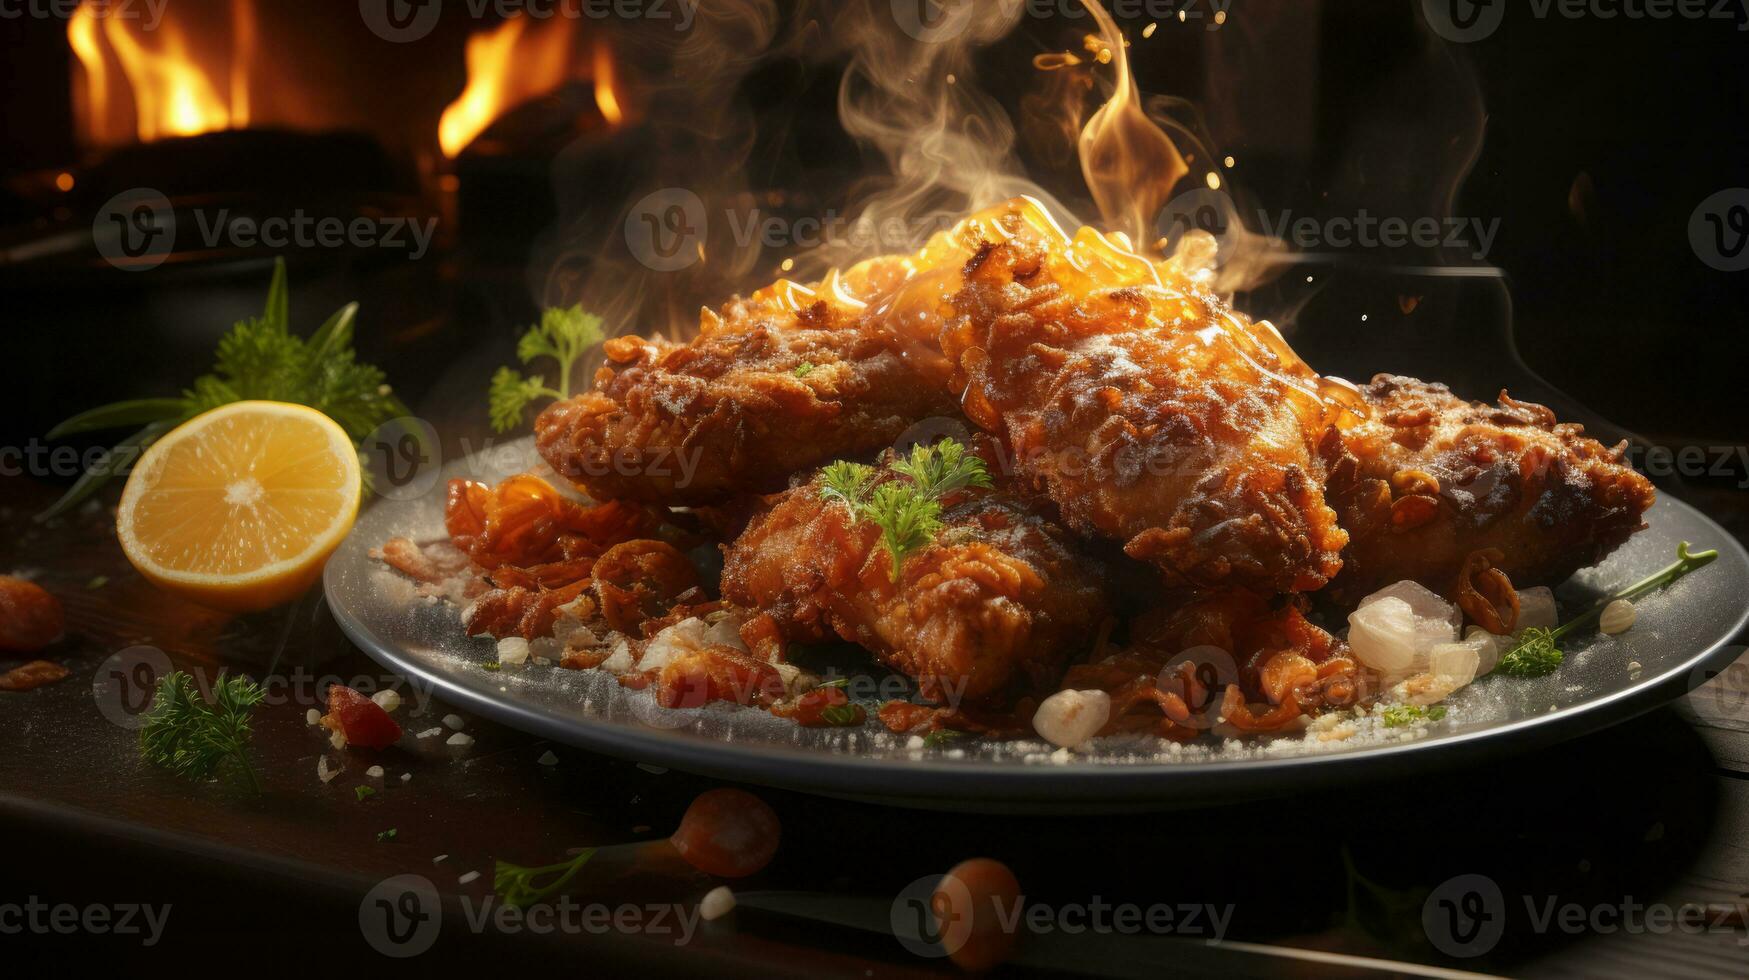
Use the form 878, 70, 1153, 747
3, 474, 1747, 977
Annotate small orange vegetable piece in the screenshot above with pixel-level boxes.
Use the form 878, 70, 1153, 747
934, 858, 1021, 972
0, 576, 63, 653
669, 788, 781, 878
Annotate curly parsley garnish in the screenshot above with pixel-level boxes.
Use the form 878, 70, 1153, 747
40, 259, 409, 521
1497, 541, 1718, 677
1380, 704, 1447, 728
139, 671, 266, 793
793, 361, 816, 378
496, 848, 598, 907
488, 305, 606, 432
817, 439, 991, 581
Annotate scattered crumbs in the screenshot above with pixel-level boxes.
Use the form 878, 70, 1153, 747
355, 785, 375, 802
417, 727, 443, 739
1142, 21, 1157, 37
538, 750, 559, 766
458, 871, 481, 885
433, 854, 449, 864
366, 765, 385, 779
700, 886, 736, 921
317, 756, 337, 784
400, 772, 412, 783
636, 763, 668, 775
329, 730, 348, 750
443, 713, 466, 731
446, 732, 475, 748
376, 828, 398, 843
372, 689, 402, 713
306, 708, 321, 726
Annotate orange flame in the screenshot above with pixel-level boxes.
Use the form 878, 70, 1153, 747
439, 15, 621, 159
1076, 6, 1187, 249
69, 0, 245, 145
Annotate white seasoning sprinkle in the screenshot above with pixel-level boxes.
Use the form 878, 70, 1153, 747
329, 730, 348, 750
400, 772, 412, 783
317, 756, 337, 783
366, 765, 385, 778
700, 886, 736, 921
446, 732, 475, 747
458, 871, 480, 885
433, 854, 448, 864
372, 689, 403, 713
417, 727, 443, 739
443, 713, 466, 731
1600, 598, 1636, 635
305, 708, 321, 726
538, 750, 559, 766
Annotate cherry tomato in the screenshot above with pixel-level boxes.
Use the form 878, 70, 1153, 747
934, 858, 1020, 972
0, 576, 63, 654
324, 685, 402, 750
669, 788, 781, 878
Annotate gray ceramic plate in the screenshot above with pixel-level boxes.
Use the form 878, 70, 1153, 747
324, 438, 1749, 812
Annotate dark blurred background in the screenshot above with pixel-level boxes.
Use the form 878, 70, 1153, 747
1, 0, 1744, 518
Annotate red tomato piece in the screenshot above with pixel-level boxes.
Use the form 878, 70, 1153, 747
324, 685, 402, 750
669, 788, 781, 878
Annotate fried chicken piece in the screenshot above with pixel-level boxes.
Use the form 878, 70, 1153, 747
1321, 375, 1656, 602
942, 201, 1348, 594
720, 464, 1112, 703
535, 259, 961, 505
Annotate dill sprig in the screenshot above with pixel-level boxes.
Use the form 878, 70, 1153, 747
487, 305, 606, 432
139, 671, 266, 793
495, 848, 598, 908
816, 439, 990, 581
1498, 541, 1719, 677
40, 259, 409, 521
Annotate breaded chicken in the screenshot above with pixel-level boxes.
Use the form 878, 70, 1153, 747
535, 282, 959, 505
942, 203, 1348, 594
721, 462, 1113, 703
1321, 375, 1656, 602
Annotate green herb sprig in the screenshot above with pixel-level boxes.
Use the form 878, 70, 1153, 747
139, 671, 266, 793
1380, 704, 1447, 728
40, 259, 409, 521
817, 439, 991, 581
1498, 541, 1719, 677
495, 848, 598, 907
487, 305, 606, 432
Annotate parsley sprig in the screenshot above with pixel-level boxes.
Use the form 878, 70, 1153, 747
818, 439, 992, 581
139, 671, 266, 793
487, 305, 606, 432
495, 848, 598, 907
1498, 541, 1719, 677
40, 259, 409, 521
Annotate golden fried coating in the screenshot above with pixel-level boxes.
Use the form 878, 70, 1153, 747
535, 264, 960, 506
720, 468, 1113, 703
942, 204, 1348, 594
1322, 375, 1656, 602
